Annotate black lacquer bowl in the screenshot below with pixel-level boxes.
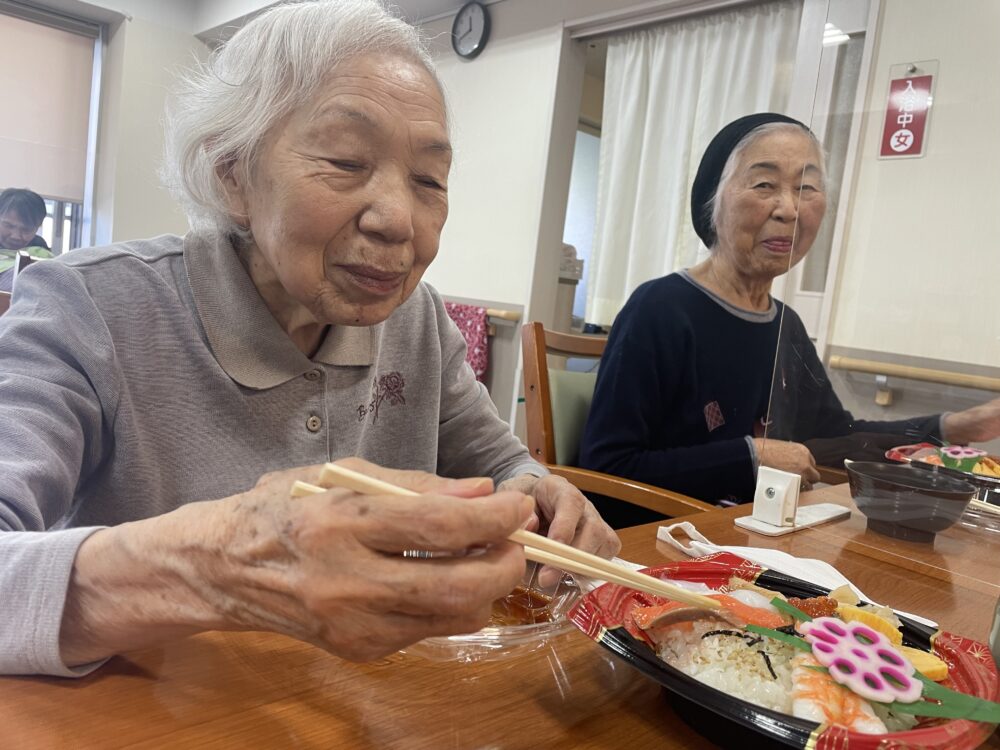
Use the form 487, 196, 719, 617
844, 460, 976, 542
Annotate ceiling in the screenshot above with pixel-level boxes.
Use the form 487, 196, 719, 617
394, 0, 482, 24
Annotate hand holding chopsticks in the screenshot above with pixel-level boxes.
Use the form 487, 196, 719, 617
293, 464, 720, 610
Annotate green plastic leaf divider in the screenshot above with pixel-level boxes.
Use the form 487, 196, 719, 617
886, 697, 1000, 722
803, 665, 1000, 721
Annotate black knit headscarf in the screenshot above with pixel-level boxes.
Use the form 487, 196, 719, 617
690, 113, 810, 248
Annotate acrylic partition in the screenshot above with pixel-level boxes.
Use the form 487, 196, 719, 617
761, 0, 1000, 521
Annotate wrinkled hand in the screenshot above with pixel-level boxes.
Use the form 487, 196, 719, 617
62, 458, 535, 667
942, 397, 1000, 445
753, 438, 821, 490
211, 458, 536, 660
497, 473, 620, 586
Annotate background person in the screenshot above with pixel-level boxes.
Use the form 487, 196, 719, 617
579, 113, 1000, 507
0, 187, 51, 292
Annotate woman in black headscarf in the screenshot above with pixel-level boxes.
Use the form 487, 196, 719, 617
578, 113, 1000, 507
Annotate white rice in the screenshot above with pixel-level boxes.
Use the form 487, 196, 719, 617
656, 621, 921, 732
656, 620, 796, 713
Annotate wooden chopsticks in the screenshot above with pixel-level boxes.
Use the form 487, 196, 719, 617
290, 464, 720, 610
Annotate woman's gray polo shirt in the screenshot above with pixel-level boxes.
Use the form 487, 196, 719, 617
0, 232, 542, 676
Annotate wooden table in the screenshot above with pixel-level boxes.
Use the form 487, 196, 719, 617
2, 486, 998, 749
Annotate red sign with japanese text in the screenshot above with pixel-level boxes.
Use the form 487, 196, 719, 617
879, 74, 933, 157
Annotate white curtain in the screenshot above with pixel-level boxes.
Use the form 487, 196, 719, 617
587, 0, 802, 325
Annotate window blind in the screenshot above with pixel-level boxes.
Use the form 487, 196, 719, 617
0, 7, 96, 202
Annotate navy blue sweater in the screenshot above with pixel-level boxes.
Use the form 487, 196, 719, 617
578, 273, 939, 502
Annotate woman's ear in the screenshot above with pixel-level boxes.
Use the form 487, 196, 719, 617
216, 160, 251, 229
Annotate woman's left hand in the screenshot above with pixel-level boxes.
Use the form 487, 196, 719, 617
497, 473, 621, 586
942, 397, 1000, 444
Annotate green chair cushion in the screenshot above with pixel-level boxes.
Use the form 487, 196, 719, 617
548, 369, 597, 466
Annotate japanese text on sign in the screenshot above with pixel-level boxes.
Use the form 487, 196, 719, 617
879, 74, 933, 158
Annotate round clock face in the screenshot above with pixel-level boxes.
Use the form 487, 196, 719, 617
451, 2, 490, 59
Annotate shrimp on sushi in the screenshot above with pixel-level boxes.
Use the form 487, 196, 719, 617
791, 653, 888, 734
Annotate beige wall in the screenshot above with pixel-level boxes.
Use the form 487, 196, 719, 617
419, 1, 642, 423
419, 0, 669, 315
421, 20, 566, 312
194, 0, 277, 39
92, 16, 208, 243
828, 0, 1000, 369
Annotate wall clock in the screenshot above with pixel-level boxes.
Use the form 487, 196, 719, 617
451, 2, 491, 60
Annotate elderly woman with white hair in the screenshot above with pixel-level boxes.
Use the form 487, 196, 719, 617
579, 113, 1000, 510
0, 0, 618, 677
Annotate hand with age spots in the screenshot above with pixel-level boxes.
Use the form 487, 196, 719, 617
753, 438, 821, 490
497, 473, 621, 587
59, 458, 533, 666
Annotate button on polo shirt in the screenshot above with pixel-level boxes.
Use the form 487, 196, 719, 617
306, 415, 322, 432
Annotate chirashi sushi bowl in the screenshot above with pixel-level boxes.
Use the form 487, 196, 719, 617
569, 552, 1000, 749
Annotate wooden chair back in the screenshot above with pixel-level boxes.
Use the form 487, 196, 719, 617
521, 322, 605, 465
520, 321, 714, 519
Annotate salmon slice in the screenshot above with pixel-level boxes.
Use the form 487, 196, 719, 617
791, 653, 887, 734
632, 593, 791, 631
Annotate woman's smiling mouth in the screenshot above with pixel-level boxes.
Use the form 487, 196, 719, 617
761, 236, 794, 254
338, 264, 408, 295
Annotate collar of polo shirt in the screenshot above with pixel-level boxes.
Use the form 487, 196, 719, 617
184, 232, 381, 389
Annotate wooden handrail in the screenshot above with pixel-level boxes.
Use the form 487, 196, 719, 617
485, 308, 520, 322
828, 355, 1000, 393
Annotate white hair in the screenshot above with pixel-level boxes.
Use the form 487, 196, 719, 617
707, 122, 827, 249
162, 0, 440, 237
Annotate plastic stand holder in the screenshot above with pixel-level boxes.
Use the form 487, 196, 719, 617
735, 466, 850, 536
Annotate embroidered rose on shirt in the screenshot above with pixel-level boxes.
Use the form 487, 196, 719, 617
379, 372, 405, 404
358, 371, 406, 423
703, 400, 725, 432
